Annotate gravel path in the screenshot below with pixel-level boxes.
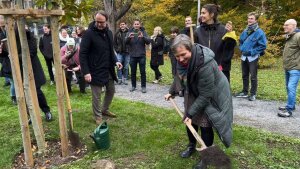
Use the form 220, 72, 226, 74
114, 81, 300, 139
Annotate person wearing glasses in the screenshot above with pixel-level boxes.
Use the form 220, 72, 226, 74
79, 10, 122, 125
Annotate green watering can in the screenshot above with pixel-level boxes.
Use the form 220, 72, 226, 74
90, 121, 110, 150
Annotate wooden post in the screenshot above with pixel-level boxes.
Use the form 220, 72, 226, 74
15, 0, 45, 154
5, 15, 34, 167
50, 16, 69, 157
16, 16, 46, 153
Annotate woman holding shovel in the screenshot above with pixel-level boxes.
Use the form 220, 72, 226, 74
165, 34, 233, 168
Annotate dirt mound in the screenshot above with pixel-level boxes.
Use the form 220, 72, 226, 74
13, 140, 87, 169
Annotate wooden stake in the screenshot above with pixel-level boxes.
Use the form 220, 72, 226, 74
16, 17, 45, 153
5, 15, 33, 167
51, 16, 69, 157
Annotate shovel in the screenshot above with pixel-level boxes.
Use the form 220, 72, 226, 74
62, 69, 81, 147
169, 98, 231, 169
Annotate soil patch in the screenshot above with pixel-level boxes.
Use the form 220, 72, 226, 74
13, 140, 87, 169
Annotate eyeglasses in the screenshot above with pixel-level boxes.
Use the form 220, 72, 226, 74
96, 21, 106, 24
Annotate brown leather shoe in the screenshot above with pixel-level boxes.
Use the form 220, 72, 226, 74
102, 111, 117, 118
95, 116, 102, 125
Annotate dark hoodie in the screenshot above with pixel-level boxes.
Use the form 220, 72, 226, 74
194, 22, 227, 65
125, 27, 151, 58
39, 31, 53, 60
79, 21, 118, 86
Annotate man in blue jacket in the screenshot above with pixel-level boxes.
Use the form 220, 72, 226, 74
236, 12, 267, 101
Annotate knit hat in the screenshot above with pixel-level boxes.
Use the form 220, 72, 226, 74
66, 38, 75, 46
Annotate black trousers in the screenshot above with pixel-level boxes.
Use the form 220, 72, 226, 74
65, 70, 85, 93
186, 124, 214, 147
170, 56, 177, 77
150, 64, 162, 80
45, 58, 54, 81
36, 87, 50, 113
130, 57, 146, 88
222, 70, 230, 83
241, 58, 258, 95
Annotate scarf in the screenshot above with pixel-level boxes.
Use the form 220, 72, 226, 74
177, 61, 188, 80
222, 31, 238, 43
246, 23, 259, 35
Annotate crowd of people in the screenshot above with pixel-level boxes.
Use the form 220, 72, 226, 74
0, 3, 299, 168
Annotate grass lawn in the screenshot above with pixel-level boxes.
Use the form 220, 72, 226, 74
0, 53, 299, 168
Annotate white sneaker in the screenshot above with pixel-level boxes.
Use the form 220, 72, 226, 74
153, 80, 159, 84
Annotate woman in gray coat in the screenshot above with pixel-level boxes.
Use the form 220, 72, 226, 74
165, 34, 233, 164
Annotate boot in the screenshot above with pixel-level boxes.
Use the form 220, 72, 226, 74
45, 112, 53, 121
193, 160, 207, 169
122, 78, 128, 85
180, 143, 196, 158
11, 96, 17, 105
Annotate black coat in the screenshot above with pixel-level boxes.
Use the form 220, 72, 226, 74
16, 29, 46, 88
194, 23, 226, 65
0, 28, 12, 78
39, 32, 53, 60
150, 34, 164, 66
114, 28, 129, 54
221, 37, 236, 71
180, 26, 196, 37
125, 27, 151, 58
79, 21, 118, 86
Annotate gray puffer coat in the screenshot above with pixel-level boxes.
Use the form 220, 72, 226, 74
187, 44, 233, 147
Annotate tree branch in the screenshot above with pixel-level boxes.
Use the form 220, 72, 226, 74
115, 0, 132, 21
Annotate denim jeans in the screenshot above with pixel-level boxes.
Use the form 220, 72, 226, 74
117, 53, 130, 80
8, 77, 15, 97
285, 70, 300, 111
130, 57, 146, 88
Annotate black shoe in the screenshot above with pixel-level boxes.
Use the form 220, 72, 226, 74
178, 90, 184, 97
28, 118, 32, 125
278, 110, 292, 117
180, 144, 196, 158
45, 112, 53, 121
235, 91, 248, 98
130, 87, 136, 92
11, 96, 17, 105
193, 160, 207, 169
141, 87, 147, 93
248, 95, 256, 101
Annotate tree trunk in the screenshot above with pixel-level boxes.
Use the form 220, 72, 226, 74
6, 15, 34, 168
103, 0, 132, 34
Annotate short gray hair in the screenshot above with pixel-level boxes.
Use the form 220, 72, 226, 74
171, 34, 193, 54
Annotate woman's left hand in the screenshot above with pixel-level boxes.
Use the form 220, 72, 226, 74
183, 117, 192, 125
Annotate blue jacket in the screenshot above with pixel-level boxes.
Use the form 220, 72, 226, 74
239, 28, 267, 57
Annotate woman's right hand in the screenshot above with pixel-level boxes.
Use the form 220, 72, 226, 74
164, 94, 173, 101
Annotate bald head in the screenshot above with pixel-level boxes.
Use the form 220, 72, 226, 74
283, 19, 297, 34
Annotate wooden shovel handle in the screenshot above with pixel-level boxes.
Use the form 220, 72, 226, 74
62, 69, 73, 130
170, 98, 207, 149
